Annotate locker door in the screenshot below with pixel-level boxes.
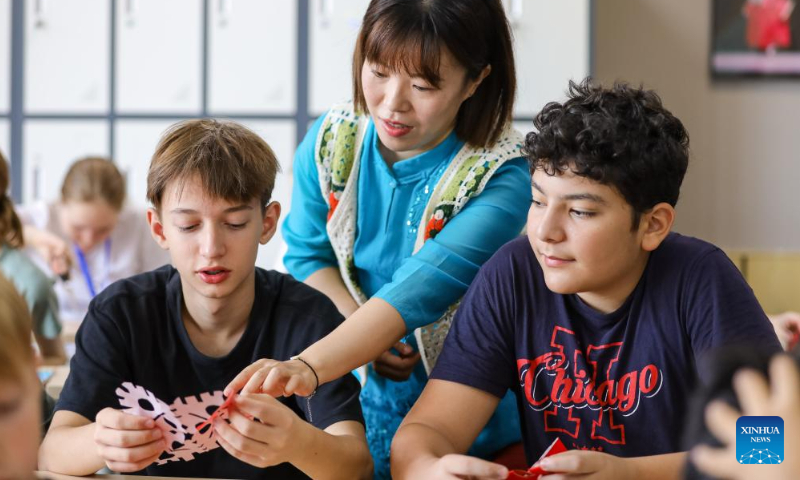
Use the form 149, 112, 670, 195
308, 0, 370, 116
509, 0, 591, 118
233, 120, 295, 271
0, 0, 10, 114
24, 0, 110, 113
208, 0, 297, 114
0, 119, 9, 160
116, 0, 202, 114
114, 119, 177, 209
23, 121, 109, 204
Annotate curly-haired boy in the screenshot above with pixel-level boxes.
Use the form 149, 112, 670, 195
391, 79, 781, 479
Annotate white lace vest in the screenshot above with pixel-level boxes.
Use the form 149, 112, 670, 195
315, 102, 524, 374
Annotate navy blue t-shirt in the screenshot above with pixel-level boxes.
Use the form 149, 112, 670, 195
56, 266, 364, 479
431, 233, 781, 462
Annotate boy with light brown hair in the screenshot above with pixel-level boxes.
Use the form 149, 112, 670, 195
39, 119, 371, 479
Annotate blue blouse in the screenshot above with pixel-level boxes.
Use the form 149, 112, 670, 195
285, 115, 531, 327
283, 113, 531, 478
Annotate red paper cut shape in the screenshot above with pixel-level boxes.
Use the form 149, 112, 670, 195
506, 438, 568, 480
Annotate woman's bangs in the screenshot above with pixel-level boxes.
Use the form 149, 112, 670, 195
363, 18, 442, 86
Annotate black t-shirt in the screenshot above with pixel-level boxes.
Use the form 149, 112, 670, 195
431, 233, 781, 463
56, 266, 364, 479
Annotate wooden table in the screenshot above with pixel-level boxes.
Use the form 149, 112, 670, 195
40, 472, 231, 480
38, 365, 70, 399
61, 321, 80, 345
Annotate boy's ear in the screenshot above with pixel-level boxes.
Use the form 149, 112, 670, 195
259, 201, 282, 245
147, 208, 170, 250
639, 202, 675, 252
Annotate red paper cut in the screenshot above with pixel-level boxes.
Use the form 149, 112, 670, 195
506, 438, 568, 480
194, 391, 237, 433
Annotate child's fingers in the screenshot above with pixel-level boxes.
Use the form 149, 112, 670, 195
104, 450, 164, 474
770, 355, 800, 408
215, 429, 271, 468
97, 437, 166, 466
214, 417, 274, 463
439, 454, 508, 479
236, 390, 279, 407
95, 408, 155, 430
233, 394, 285, 424
95, 424, 163, 448
233, 394, 295, 431
538, 451, 598, 474
226, 409, 273, 443
704, 400, 740, 446
733, 368, 771, 416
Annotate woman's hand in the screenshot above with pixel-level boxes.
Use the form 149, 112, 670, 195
225, 358, 318, 397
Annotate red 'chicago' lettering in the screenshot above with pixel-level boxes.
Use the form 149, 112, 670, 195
516, 327, 663, 444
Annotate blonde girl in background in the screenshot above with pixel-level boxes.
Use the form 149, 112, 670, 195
19, 157, 169, 326
0, 151, 65, 364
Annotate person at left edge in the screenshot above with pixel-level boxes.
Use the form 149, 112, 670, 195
0, 273, 43, 480
0, 149, 65, 364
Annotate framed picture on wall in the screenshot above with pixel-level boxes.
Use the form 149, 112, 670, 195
711, 0, 800, 77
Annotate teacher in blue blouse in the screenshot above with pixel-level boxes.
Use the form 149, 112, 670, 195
227, 0, 531, 477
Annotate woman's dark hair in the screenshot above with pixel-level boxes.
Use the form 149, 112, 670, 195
524, 78, 690, 228
352, 0, 516, 148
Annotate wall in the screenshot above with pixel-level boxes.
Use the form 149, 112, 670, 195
594, 0, 800, 250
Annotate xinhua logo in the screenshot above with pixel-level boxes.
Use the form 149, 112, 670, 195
735, 416, 784, 464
